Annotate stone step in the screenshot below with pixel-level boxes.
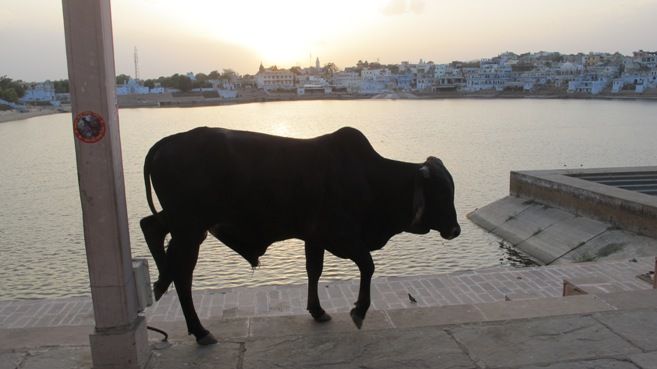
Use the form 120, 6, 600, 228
563, 257, 657, 296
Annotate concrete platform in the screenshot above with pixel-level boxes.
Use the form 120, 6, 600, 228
468, 167, 657, 264
3, 256, 656, 368
2, 258, 654, 331
5, 289, 657, 368
1, 258, 656, 368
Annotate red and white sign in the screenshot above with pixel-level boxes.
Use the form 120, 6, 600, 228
73, 111, 106, 143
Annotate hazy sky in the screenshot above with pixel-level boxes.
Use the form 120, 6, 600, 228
2, 0, 657, 81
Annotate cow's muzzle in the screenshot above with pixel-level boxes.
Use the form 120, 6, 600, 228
441, 225, 461, 240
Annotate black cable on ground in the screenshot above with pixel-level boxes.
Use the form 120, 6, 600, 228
147, 325, 169, 342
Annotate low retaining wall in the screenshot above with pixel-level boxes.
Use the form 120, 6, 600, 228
469, 167, 657, 264
510, 167, 657, 238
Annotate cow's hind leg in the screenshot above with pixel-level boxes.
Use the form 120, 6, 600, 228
350, 252, 374, 329
305, 242, 331, 322
140, 214, 170, 301
168, 230, 217, 345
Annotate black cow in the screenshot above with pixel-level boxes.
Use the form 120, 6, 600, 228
140, 126, 460, 345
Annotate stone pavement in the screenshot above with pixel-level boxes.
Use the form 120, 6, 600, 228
4, 289, 657, 368
1, 257, 653, 330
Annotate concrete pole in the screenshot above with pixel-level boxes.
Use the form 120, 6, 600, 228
61, 1, 150, 368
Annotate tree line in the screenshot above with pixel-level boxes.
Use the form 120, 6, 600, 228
0, 76, 26, 103
0, 76, 70, 103
135, 69, 239, 92
0, 69, 240, 105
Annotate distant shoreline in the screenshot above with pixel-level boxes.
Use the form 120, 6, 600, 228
0, 108, 69, 124
115, 90, 657, 111
2, 92, 656, 124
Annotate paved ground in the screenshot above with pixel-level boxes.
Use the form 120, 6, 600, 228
4, 288, 657, 368
2, 258, 657, 369
1, 257, 652, 330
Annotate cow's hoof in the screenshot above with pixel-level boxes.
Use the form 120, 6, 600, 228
312, 311, 332, 323
153, 281, 167, 301
350, 308, 364, 329
196, 332, 218, 346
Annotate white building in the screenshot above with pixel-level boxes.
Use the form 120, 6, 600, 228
116, 79, 149, 95
255, 68, 295, 90
559, 62, 584, 76
434, 76, 465, 91
464, 64, 513, 92
612, 73, 656, 93
297, 75, 329, 87
359, 80, 386, 94
209, 79, 236, 91
361, 68, 391, 80
434, 64, 448, 78
297, 85, 332, 95
568, 75, 609, 94
399, 59, 434, 75
359, 68, 394, 94
518, 67, 554, 91
21, 82, 56, 103
633, 50, 657, 68
332, 71, 361, 92
415, 75, 434, 91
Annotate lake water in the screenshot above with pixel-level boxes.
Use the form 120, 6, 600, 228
1, 99, 656, 300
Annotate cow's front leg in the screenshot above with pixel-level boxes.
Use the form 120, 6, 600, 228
305, 242, 331, 322
350, 251, 374, 329
140, 214, 170, 301
168, 231, 217, 345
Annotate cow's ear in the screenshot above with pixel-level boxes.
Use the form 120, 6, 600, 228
412, 169, 426, 226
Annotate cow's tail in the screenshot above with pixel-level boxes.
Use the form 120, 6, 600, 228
144, 141, 161, 217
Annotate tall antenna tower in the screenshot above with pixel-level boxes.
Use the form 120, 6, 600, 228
133, 46, 140, 80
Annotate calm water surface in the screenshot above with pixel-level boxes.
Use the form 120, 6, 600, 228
1, 99, 656, 299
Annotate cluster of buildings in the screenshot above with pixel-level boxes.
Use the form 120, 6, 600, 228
15, 50, 657, 106
254, 51, 657, 96
18, 81, 66, 107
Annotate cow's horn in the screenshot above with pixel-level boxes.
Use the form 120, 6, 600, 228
419, 165, 430, 178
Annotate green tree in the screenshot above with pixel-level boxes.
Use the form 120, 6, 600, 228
220, 69, 237, 82
116, 74, 131, 85
157, 74, 192, 92
324, 62, 339, 75
195, 73, 208, 83
193, 73, 210, 89
387, 64, 400, 74
178, 75, 193, 92
53, 80, 69, 93
0, 76, 25, 103
0, 88, 18, 103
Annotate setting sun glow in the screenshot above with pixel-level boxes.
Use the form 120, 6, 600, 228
2, 0, 656, 79
147, 0, 384, 67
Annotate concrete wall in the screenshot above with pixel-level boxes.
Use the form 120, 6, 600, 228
469, 167, 657, 264
510, 168, 657, 238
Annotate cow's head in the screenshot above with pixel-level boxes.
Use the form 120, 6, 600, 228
409, 157, 461, 240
